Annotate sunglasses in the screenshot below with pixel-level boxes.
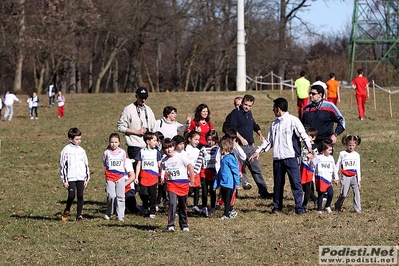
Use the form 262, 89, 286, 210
309, 92, 318, 96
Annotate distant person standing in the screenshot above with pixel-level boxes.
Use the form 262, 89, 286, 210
0, 94, 2, 119
117, 87, 158, 170
312, 76, 327, 98
294, 71, 310, 119
48, 83, 55, 107
3, 91, 21, 121
351, 69, 369, 120
326, 73, 340, 106
31, 92, 39, 120
57, 91, 66, 118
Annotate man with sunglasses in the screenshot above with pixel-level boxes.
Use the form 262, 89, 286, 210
302, 85, 346, 146
117, 87, 158, 169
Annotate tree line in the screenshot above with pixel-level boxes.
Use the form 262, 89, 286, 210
0, 0, 351, 95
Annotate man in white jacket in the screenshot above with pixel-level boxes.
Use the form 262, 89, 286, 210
3, 91, 21, 121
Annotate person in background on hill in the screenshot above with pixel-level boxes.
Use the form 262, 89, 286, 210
302, 85, 346, 147
214, 136, 240, 220
48, 82, 55, 107
30, 92, 39, 120
250, 98, 313, 215
351, 69, 369, 120
161, 138, 194, 232
3, 91, 21, 121
135, 132, 162, 219
195, 130, 220, 217
187, 103, 214, 149
57, 91, 66, 118
60, 127, 90, 221
312, 76, 327, 99
117, 87, 158, 190
27, 94, 33, 119
314, 139, 339, 214
326, 73, 340, 106
185, 131, 201, 213
334, 135, 362, 214
294, 71, 310, 119
103, 133, 135, 222
157, 106, 191, 139
224, 94, 272, 198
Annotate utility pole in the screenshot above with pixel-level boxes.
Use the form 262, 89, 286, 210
237, 0, 246, 91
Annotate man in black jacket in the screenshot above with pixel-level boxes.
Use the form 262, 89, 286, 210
225, 94, 272, 198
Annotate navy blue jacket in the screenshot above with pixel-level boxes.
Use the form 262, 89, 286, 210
302, 100, 346, 145
226, 107, 261, 146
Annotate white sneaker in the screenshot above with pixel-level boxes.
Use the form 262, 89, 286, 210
220, 215, 230, 220
149, 214, 156, 219
104, 214, 110, 220
30, 117, 34, 120
182, 227, 189, 232
325, 207, 332, 213
193, 206, 200, 213
317, 211, 323, 215
168, 226, 175, 232
35, 117, 38, 120
229, 209, 238, 218
118, 218, 124, 222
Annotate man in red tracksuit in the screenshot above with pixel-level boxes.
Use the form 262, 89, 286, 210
351, 69, 369, 120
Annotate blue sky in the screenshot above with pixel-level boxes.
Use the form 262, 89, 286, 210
304, 0, 354, 35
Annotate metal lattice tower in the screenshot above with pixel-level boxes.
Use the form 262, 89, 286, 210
349, 0, 399, 85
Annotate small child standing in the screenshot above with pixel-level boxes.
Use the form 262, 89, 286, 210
31, 92, 39, 119
60, 128, 90, 221
57, 91, 65, 118
135, 132, 162, 218
103, 133, 135, 221
334, 135, 362, 213
314, 139, 339, 214
155, 131, 167, 210
161, 138, 195, 232
195, 130, 220, 217
185, 131, 201, 213
27, 95, 33, 119
213, 136, 240, 220
301, 127, 318, 211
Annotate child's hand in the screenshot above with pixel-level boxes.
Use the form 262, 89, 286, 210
159, 178, 164, 185
134, 179, 139, 185
189, 181, 194, 187
63, 182, 69, 189
84, 181, 88, 188
334, 180, 339, 186
358, 182, 361, 189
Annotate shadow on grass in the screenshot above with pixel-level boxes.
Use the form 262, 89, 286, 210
58, 200, 105, 206
11, 214, 62, 221
101, 223, 162, 231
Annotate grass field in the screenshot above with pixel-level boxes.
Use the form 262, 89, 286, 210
0, 89, 398, 265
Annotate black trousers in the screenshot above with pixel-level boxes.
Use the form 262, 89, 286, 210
65, 181, 85, 218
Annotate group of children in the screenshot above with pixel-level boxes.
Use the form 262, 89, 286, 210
26, 90, 65, 120
58, 124, 362, 230
301, 128, 362, 214
59, 127, 242, 232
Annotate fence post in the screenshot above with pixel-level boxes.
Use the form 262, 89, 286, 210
389, 90, 393, 118
373, 80, 376, 111
291, 79, 294, 99
271, 71, 274, 90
